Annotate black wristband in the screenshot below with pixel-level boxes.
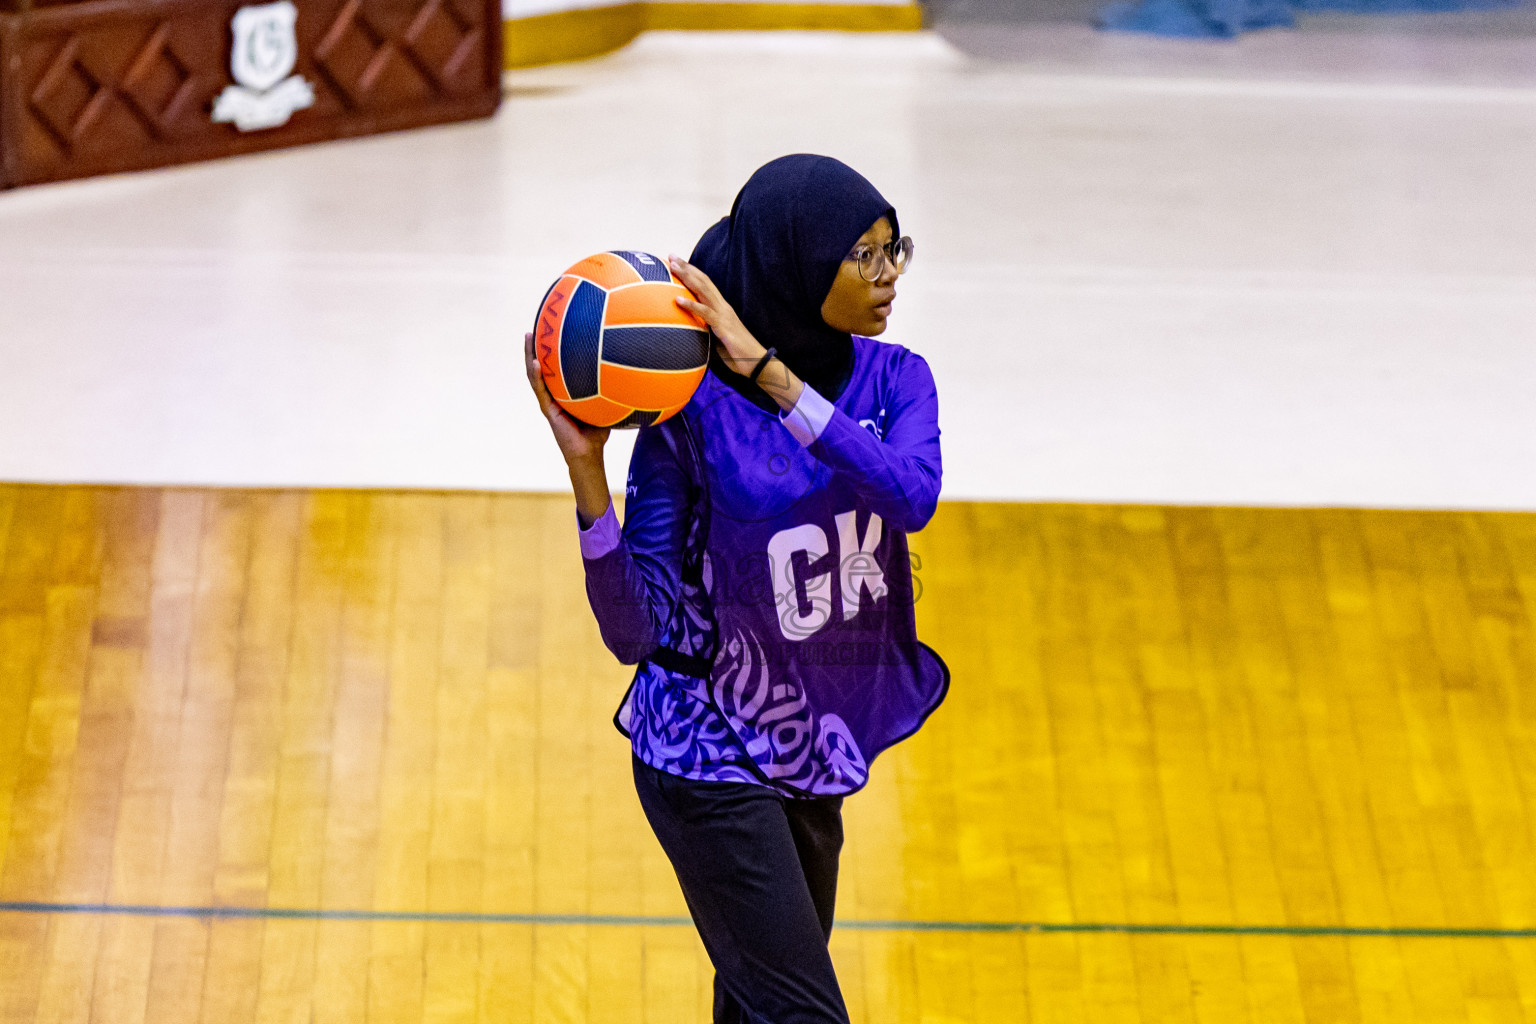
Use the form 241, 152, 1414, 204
748, 347, 777, 385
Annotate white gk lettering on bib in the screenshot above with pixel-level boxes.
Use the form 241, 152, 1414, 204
767, 512, 886, 641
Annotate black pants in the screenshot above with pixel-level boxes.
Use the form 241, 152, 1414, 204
632, 756, 851, 1024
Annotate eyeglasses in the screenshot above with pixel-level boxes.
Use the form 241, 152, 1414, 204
847, 236, 914, 282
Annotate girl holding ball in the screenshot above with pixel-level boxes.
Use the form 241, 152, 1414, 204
524, 154, 948, 1024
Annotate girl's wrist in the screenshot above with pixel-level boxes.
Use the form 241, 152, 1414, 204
724, 344, 767, 377
566, 454, 606, 493
746, 347, 777, 385
575, 498, 610, 530
569, 457, 611, 527
755, 357, 804, 411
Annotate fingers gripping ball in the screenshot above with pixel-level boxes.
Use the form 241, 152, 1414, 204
533, 251, 710, 429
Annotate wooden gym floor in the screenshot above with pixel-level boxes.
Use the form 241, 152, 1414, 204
0, 483, 1533, 1023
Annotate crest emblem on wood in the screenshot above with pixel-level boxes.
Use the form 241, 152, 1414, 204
212, 1, 316, 131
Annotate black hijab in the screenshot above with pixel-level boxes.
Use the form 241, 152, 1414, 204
690, 154, 897, 410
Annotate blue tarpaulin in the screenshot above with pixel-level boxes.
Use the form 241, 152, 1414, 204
1098, 0, 1521, 36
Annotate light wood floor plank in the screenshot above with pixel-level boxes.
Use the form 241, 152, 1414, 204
1506, 939, 1536, 1021
585, 926, 642, 1023
0, 489, 102, 1024
0, 486, 20, 581
92, 491, 205, 1024
483, 496, 545, 929
638, 927, 709, 1024
254, 492, 351, 1024
532, 926, 588, 1024
315, 494, 395, 1024
367, 493, 444, 1024
476, 923, 534, 1024
533, 498, 596, 921
30, 491, 160, 1023
0, 487, 71, 896
0, 614, 46, 894
202, 493, 305, 1024
0, 912, 49, 1023
0, 489, 1530, 1022
145, 493, 256, 1024
1399, 936, 1471, 1021
1024, 932, 1085, 1024
0, 488, 67, 618
856, 931, 920, 1024
1236, 934, 1306, 1024
423, 497, 492, 1024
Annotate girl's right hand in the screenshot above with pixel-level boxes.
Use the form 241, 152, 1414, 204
525, 331, 611, 465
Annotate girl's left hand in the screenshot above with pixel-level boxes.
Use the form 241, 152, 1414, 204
668, 255, 766, 376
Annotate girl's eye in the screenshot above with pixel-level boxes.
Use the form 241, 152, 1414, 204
851, 249, 875, 262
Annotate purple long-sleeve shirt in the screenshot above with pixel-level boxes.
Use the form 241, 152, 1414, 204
579, 335, 948, 796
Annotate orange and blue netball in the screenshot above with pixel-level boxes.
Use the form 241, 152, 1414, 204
533, 251, 710, 428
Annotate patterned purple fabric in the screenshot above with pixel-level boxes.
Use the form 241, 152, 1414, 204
581, 335, 948, 797
780, 381, 836, 448
576, 384, 836, 558
578, 501, 622, 559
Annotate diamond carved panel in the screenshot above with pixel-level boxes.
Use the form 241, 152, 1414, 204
28, 38, 108, 152
121, 25, 198, 127
1, 0, 500, 188
26, 22, 200, 154
403, 0, 481, 88
315, 0, 481, 109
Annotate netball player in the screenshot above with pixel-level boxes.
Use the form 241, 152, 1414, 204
524, 154, 948, 1024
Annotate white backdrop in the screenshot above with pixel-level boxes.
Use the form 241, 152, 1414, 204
503, 0, 911, 24
2, 31, 1534, 509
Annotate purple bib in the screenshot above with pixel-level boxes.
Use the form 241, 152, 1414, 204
617, 337, 948, 796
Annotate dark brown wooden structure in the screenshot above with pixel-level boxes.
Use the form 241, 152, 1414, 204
0, 0, 501, 187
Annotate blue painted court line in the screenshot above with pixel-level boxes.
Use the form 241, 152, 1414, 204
1, 901, 1534, 939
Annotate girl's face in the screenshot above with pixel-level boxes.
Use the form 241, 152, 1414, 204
820, 216, 898, 337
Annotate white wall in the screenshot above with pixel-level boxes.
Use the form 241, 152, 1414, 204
505, 0, 629, 22
504, 0, 910, 22
10, 32, 1530, 508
